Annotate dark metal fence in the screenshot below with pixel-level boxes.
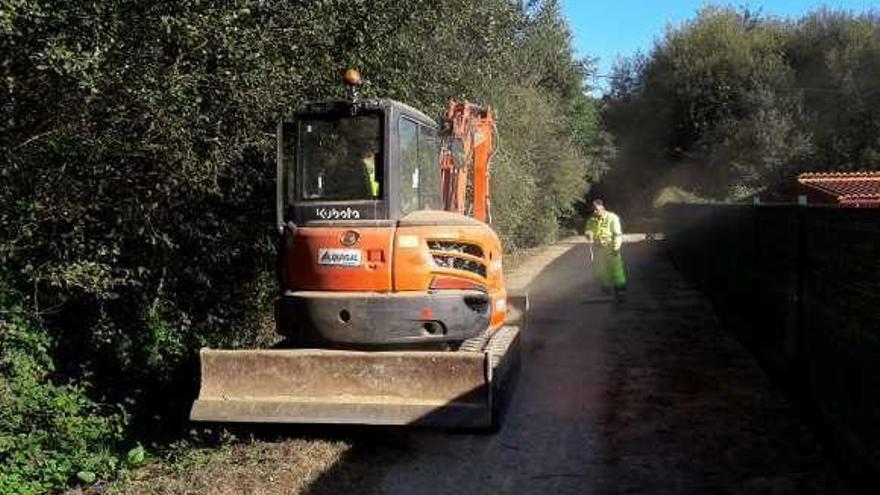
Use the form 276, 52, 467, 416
662, 203, 880, 476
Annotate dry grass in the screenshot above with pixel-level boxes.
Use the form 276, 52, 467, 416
110, 439, 349, 495
100, 428, 412, 495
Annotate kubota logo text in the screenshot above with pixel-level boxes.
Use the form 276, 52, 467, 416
315, 207, 361, 220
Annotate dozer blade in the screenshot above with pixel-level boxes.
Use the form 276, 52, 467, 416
190, 294, 525, 429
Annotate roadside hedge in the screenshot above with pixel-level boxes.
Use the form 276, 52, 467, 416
1, 1, 606, 491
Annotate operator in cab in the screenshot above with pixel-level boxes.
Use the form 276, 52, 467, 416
361, 150, 380, 198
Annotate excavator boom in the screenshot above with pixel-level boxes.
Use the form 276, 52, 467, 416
440, 99, 496, 222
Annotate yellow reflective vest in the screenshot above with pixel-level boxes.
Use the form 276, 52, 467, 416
585, 212, 623, 250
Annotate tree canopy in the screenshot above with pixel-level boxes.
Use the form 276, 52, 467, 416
602, 6, 880, 211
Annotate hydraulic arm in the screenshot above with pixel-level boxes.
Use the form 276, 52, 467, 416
440, 99, 496, 223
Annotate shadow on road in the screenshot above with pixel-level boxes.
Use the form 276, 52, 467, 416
591, 242, 853, 494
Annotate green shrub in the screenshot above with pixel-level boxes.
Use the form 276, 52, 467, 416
0, 284, 124, 494
489, 84, 599, 250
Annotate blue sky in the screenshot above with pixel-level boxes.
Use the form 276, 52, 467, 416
560, 0, 879, 94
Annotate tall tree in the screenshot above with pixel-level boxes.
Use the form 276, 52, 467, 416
602, 6, 880, 210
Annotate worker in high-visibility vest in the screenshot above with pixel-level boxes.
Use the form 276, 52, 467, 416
363, 152, 380, 197
584, 199, 627, 300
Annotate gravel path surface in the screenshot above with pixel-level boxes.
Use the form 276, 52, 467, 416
306, 238, 853, 495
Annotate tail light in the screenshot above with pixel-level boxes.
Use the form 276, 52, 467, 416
429, 276, 487, 292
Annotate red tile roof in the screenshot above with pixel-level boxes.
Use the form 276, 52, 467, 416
798, 171, 880, 204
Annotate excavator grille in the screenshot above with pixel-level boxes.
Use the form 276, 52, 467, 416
428, 240, 487, 277
427, 240, 484, 258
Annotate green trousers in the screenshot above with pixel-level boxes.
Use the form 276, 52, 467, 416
593, 246, 626, 289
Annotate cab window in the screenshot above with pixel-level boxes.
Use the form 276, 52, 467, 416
297, 114, 383, 201
399, 117, 441, 214
398, 118, 420, 214
418, 126, 442, 209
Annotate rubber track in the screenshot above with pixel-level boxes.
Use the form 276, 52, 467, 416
457, 327, 492, 352
485, 325, 518, 366
457, 325, 519, 369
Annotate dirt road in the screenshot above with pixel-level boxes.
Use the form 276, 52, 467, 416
304, 238, 852, 495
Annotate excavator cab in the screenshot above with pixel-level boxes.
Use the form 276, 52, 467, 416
278, 99, 442, 225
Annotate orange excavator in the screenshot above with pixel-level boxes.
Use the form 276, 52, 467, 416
190, 69, 525, 429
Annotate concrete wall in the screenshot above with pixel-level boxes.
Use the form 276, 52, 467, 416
663, 204, 880, 476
